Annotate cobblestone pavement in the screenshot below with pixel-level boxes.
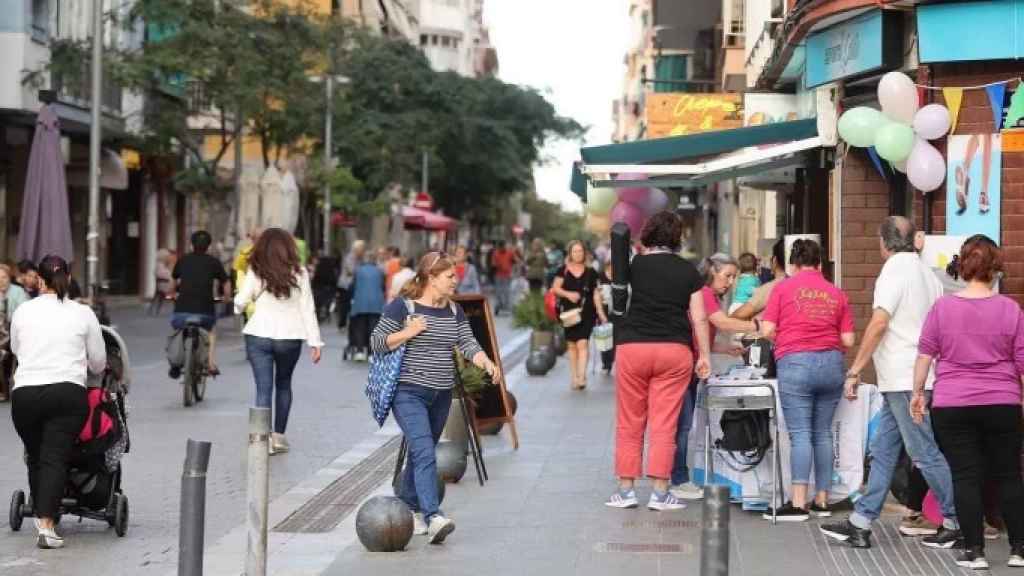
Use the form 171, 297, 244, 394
0, 302, 523, 576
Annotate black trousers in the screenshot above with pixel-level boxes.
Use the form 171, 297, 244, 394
12, 383, 88, 519
349, 313, 381, 352
906, 459, 929, 512
932, 404, 1024, 550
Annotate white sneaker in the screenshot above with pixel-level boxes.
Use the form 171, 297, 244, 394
354, 351, 368, 362
648, 491, 687, 511
36, 524, 64, 550
412, 512, 428, 536
427, 514, 455, 544
271, 433, 290, 454
669, 482, 704, 501
605, 489, 639, 509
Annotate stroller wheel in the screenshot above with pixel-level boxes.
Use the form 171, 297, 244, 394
114, 494, 128, 537
9, 490, 25, 531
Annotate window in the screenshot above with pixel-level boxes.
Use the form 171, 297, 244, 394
654, 55, 689, 93
441, 36, 450, 47
431, 35, 439, 45
31, 0, 49, 42
420, 34, 428, 46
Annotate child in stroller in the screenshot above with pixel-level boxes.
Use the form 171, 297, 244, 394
9, 325, 132, 538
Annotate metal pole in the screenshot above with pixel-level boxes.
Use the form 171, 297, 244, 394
700, 484, 730, 576
87, 0, 103, 298
322, 77, 333, 256
421, 150, 428, 196
245, 408, 270, 576
179, 439, 212, 576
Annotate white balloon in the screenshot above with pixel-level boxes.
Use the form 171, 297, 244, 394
878, 72, 919, 125
906, 138, 946, 192
912, 104, 952, 140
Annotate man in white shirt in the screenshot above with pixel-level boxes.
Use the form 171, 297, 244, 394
820, 217, 959, 550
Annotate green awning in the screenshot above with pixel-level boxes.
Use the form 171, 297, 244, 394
571, 118, 819, 198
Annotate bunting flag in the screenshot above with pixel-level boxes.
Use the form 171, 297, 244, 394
866, 147, 888, 181
943, 87, 964, 134
986, 82, 1008, 131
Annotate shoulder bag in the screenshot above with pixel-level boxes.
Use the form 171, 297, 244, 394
365, 299, 415, 427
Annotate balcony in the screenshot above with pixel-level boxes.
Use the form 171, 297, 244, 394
51, 57, 123, 115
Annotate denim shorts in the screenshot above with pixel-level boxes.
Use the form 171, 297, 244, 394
170, 313, 217, 331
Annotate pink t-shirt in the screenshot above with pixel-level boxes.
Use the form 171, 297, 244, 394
690, 286, 721, 351
762, 270, 854, 360
918, 294, 1024, 408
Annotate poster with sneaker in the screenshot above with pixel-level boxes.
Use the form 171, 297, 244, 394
947, 133, 1002, 242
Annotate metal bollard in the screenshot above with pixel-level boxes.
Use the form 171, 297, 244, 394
179, 439, 212, 576
700, 484, 730, 576
245, 408, 271, 576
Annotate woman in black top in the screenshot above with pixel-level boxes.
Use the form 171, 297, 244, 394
551, 241, 607, 390
606, 212, 711, 511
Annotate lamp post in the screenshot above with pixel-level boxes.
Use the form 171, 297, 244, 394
315, 74, 350, 256
87, 0, 103, 297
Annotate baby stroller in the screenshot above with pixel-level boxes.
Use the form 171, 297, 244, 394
9, 325, 132, 537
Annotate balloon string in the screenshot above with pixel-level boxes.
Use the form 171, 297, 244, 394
915, 77, 1023, 91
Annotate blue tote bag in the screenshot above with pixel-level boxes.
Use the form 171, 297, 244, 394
365, 299, 414, 426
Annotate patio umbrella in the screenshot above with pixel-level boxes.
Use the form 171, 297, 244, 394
16, 105, 74, 263
237, 166, 261, 236
280, 169, 300, 234
259, 166, 283, 229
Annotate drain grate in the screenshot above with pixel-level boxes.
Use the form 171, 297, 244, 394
622, 519, 699, 530
597, 542, 689, 554
273, 436, 403, 533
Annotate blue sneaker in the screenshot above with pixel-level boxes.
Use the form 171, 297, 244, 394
605, 489, 639, 509
648, 491, 687, 511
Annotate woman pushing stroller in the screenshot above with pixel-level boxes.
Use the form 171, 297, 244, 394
10, 255, 107, 549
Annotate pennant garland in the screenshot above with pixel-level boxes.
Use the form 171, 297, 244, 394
986, 82, 1008, 131
866, 147, 888, 181
943, 87, 964, 135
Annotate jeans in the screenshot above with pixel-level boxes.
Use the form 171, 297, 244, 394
245, 335, 303, 434
11, 383, 88, 519
851, 392, 956, 528
494, 277, 511, 313
932, 404, 1024, 550
671, 376, 699, 485
170, 312, 216, 331
393, 384, 452, 521
776, 350, 845, 492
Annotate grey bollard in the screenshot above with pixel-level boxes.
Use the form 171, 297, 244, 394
700, 484, 730, 576
245, 408, 271, 576
179, 439, 212, 576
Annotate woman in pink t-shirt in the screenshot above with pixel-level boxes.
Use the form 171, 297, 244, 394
912, 235, 1024, 570
761, 239, 855, 521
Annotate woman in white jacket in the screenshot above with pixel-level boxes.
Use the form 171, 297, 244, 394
235, 228, 323, 454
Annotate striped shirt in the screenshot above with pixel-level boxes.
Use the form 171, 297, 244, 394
371, 299, 485, 390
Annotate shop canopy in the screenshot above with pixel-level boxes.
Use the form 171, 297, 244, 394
572, 118, 820, 199
402, 205, 457, 231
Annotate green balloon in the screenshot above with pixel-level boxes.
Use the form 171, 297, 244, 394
838, 107, 883, 148
874, 122, 915, 163
587, 185, 617, 215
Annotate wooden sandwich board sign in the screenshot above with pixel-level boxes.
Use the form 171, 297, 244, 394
451, 294, 519, 450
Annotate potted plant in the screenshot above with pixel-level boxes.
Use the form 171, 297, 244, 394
514, 292, 558, 373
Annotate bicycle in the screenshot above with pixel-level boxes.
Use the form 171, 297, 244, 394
167, 297, 221, 408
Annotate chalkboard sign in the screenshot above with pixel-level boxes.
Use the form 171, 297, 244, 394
452, 294, 519, 450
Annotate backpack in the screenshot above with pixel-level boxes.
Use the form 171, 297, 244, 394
77, 388, 122, 460
716, 409, 772, 471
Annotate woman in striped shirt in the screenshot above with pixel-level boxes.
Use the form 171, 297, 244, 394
371, 252, 500, 544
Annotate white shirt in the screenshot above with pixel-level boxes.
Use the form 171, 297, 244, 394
872, 252, 942, 392
10, 294, 107, 389
388, 268, 416, 301
234, 268, 324, 347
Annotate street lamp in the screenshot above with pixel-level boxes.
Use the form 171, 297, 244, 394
310, 74, 351, 256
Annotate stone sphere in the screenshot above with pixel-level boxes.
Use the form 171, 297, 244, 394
526, 350, 550, 375
436, 441, 468, 484
355, 496, 413, 552
391, 470, 446, 504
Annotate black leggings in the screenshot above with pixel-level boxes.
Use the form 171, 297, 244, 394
348, 314, 380, 352
932, 404, 1024, 550
12, 383, 88, 519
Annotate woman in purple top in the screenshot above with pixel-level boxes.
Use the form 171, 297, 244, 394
912, 235, 1024, 570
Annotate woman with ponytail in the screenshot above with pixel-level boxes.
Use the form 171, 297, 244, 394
371, 252, 500, 545
759, 238, 855, 521
9, 255, 107, 549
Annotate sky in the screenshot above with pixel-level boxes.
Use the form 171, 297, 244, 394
483, 0, 630, 213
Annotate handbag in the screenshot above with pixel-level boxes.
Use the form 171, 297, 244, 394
365, 299, 415, 427
716, 409, 772, 471
559, 308, 582, 328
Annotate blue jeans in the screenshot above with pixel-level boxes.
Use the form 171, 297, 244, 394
494, 277, 511, 313
245, 335, 303, 434
171, 312, 216, 331
777, 350, 845, 492
852, 391, 956, 527
671, 377, 699, 485
393, 384, 452, 521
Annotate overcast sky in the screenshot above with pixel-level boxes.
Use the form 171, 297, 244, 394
484, 0, 630, 213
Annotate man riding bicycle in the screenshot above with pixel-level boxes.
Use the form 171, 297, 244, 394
169, 231, 231, 377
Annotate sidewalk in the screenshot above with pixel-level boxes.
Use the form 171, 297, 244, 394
321, 355, 1002, 576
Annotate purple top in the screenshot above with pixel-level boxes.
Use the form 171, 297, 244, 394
918, 294, 1024, 408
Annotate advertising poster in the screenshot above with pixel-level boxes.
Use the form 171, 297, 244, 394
645, 93, 743, 138
946, 133, 1002, 242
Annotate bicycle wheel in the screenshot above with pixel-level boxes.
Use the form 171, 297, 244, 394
182, 336, 195, 407
193, 363, 207, 403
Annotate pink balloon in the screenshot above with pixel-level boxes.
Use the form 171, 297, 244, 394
616, 172, 650, 205
922, 490, 943, 526
610, 201, 646, 236
646, 188, 669, 213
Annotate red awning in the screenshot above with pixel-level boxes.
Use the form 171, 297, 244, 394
402, 205, 456, 231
